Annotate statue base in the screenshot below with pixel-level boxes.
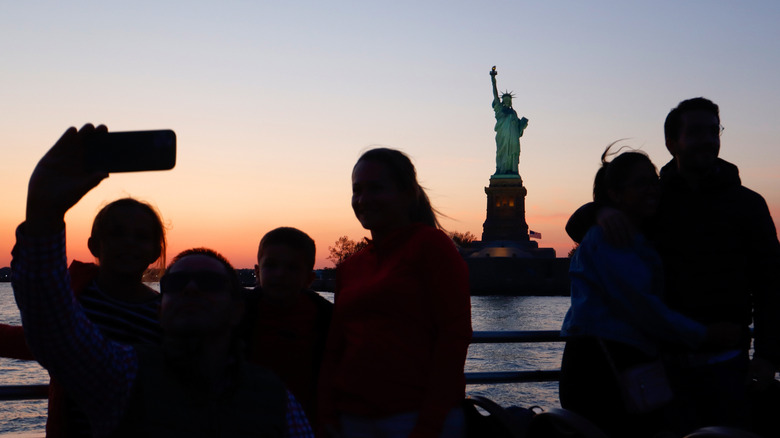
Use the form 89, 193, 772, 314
474, 174, 557, 259
459, 175, 563, 295
490, 173, 522, 179
482, 175, 529, 242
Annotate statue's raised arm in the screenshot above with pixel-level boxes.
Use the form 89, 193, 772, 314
490, 66, 528, 176
490, 66, 500, 107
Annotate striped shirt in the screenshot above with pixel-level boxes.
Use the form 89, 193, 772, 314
77, 282, 162, 345
62, 279, 163, 437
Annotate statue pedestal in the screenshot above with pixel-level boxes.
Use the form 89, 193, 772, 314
463, 174, 562, 295
473, 174, 556, 259
482, 175, 529, 242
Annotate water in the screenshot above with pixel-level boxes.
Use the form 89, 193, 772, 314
0, 284, 49, 435
0, 283, 570, 434
466, 295, 568, 410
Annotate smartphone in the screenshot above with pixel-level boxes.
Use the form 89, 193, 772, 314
85, 130, 176, 172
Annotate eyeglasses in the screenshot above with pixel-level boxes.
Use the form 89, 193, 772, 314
160, 271, 230, 295
683, 124, 724, 138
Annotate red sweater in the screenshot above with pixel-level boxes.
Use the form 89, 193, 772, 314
248, 291, 327, 421
0, 324, 33, 360
0, 262, 100, 361
319, 224, 472, 437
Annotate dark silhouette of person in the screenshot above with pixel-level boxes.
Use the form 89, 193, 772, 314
560, 144, 739, 438
240, 227, 333, 429
318, 148, 472, 438
566, 98, 780, 433
12, 124, 313, 437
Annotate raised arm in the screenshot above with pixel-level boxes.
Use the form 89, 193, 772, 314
24, 124, 108, 236
490, 66, 500, 107
12, 125, 138, 436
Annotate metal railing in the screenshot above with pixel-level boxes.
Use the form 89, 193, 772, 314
0, 330, 565, 401
0, 384, 47, 401
466, 330, 562, 384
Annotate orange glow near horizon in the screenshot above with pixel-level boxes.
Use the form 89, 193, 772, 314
0, 205, 580, 272
4, 192, 777, 272
2, 2, 780, 276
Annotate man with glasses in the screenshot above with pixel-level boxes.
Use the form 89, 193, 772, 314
656, 97, 780, 432
566, 97, 780, 433
12, 124, 313, 437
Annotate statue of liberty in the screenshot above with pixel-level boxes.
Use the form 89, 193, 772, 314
490, 66, 529, 175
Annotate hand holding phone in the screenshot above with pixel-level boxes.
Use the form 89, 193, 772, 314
85, 130, 176, 172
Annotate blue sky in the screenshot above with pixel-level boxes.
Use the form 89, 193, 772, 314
2, 1, 779, 267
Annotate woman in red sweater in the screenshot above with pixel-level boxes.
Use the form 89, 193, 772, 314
319, 148, 472, 438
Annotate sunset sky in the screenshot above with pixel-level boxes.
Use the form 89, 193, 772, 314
2, 1, 779, 270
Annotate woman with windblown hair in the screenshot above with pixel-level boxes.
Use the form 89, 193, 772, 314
559, 144, 739, 437
318, 148, 472, 438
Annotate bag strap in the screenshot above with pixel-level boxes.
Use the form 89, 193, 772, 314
597, 338, 622, 381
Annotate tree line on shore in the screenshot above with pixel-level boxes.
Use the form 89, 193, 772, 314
326, 231, 478, 267
0, 232, 483, 283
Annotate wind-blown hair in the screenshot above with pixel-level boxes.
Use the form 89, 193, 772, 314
593, 142, 655, 206
355, 148, 442, 230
